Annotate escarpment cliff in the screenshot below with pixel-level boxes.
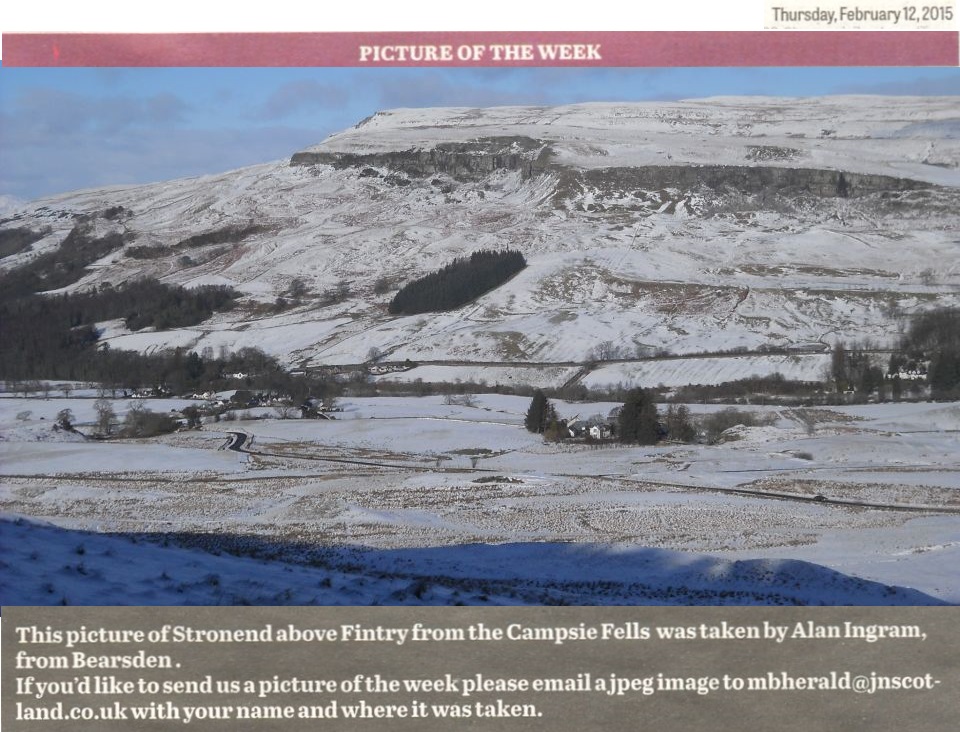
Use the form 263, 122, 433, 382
291, 136, 553, 180
292, 138, 931, 199
580, 165, 926, 199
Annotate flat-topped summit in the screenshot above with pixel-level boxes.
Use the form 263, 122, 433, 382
294, 98, 960, 186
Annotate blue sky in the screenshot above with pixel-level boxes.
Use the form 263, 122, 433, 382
1, 66, 958, 202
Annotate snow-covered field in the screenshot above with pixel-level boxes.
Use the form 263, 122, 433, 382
584, 353, 831, 389
374, 364, 579, 389
2, 394, 958, 605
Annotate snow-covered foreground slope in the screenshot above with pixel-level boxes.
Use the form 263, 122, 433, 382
3, 96, 959, 372
0, 516, 945, 606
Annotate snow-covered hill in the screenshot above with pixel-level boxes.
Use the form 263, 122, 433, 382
3, 96, 959, 376
0, 195, 27, 216
310, 98, 960, 185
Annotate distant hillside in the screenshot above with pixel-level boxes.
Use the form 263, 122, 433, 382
1, 97, 958, 386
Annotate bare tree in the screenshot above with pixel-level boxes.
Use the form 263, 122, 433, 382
274, 404, 296, 420
444, 393, 477, 407
590, 340, 629, 362
94, 398, 116, 436
56, 409, 75, 431
122, 399, 176, 437
123, 399, 149, 436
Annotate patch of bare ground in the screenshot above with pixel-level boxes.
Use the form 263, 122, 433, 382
261, 441, 431, 466
739, 263, 898, 279
850, 465, 960, 475
747, 477, 960, 509
453, 496, 892, 552
488, 330, 534, 360
787, 407, 865, 426
537, 263, 750, 316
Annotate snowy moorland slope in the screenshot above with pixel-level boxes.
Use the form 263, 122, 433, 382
0, 517, 945, 606
3, 97, 959, 375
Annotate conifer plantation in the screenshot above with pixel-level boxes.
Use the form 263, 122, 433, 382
388, 249, 526, 315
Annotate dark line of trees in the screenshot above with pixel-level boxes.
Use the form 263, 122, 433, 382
177, 223, 269, 250
893, 308, 960, 400
0, 226, 50, 259
126, 245, 172, 260
0, 278, 236, 382
0, 223, 133, 300
388, 249, 526, 315
671, 374, 822, 404
125, 223, 269, 261
4, 335, 336, 404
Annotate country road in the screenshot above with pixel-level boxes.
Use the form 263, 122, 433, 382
223, 429, 960, 516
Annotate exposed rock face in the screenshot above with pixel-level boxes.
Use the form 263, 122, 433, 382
581, 165, 926, 198
293, 137, 928, 198
291, 136, 553, 180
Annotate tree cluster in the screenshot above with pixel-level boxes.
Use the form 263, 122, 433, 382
829, 341, 884, 397
664, 404, 696, 442
0, 223, 132, 300
121, 399, 178, 438
524, 389, 556, 434
126, 244, 172, 260
0, 275, 239, 387
388, 249, 526, 315
701, 407, 775, 444
894, 308, 960, 399
524, 389, 568, 440
123, 223, 268, 262
0, 226, 50, 259
122, 279, 236, 331
176, 223, 269, 250
618, 388, 660, 445
0, 278, 238, 381
671, 374, 821, 405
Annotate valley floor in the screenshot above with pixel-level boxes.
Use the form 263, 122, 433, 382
2, 394, 958, 605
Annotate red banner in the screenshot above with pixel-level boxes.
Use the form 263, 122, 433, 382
3, 31, 958, 67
